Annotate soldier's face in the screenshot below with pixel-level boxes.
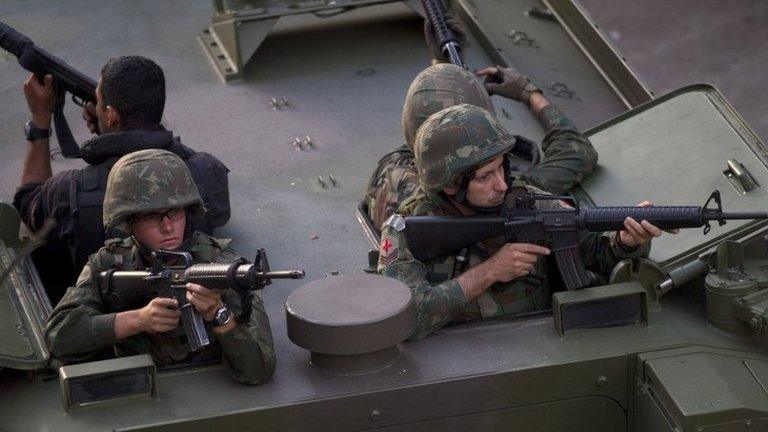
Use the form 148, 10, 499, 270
465, 155, 508, 207
130, 208, 187, 251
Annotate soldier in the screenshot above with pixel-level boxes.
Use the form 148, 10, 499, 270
363, 63, 597, 232
378, 104, 670, 340
45, 149, 274, 385
364, 63, 493, 230
14, 55, 230, 288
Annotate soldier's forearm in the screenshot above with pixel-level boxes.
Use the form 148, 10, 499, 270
20, 139, 53, 185
456, 261, 498, 301
114, 310, 143, 340
528, 91, 551, 117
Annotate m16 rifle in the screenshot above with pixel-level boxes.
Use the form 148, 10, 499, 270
404, 190, 768, 290
420, 0, 466, 68
0, 20, 97, 158
97, 248, 305, 351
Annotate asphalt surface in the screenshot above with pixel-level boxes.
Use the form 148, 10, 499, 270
578, 0, 768, 142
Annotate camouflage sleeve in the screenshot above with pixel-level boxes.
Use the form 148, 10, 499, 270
214, 292, 276, 385
213, 248, 276, 385
44, 255, 120, 363
578, 230, 651, 280
520, 105, 598, 194
12, 170, 76, 241
378, 223, 467, 340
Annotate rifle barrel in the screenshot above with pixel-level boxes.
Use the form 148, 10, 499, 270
719, 212, 768, 220
578, 206, 704, 232
0, 21, 32, 57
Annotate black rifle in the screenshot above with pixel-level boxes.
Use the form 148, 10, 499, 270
0, 20, 97, 158
404, 190, 768, 290
98, 249, 305, 351
421, 0, 466, 68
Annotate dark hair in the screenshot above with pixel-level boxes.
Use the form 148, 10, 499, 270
100, 56, 165, 130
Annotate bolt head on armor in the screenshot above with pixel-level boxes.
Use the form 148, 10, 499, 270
401, 63, 494, 150
103, 149, 205, 232
413, 104, 517, 193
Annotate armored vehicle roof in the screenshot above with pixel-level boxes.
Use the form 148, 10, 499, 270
2, 1, 768, 431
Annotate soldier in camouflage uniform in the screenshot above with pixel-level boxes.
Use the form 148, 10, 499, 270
364, 63, 493, 230
378, 104, 669, 340
363, 62, 597, 232
45, 149, 274, 385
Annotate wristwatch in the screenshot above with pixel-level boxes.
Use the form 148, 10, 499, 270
24, 120, 51, 142
213, 304, 233, 327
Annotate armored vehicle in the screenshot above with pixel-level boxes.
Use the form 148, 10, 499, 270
2, 0, 768, 431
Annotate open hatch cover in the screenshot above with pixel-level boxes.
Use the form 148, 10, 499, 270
575, 84, 768, 270
0, 202, 50, 370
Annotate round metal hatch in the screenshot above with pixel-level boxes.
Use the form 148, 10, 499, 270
285, 274, 414, 375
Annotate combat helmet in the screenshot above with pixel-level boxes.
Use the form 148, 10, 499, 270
414, 103, 537, 203
402, 63, 494, 149
103, 149, 205, 232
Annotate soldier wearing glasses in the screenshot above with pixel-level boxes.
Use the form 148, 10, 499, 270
45, 149, 274, 385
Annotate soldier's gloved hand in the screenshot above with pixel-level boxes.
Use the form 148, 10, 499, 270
618, 201, 679, 249
423, 12, 468, 61
475, 66, 540, 104
82, 102, 99, 135
23, 73, 55, 128
137, 297, 180, 334
487, 243, 550, 283
186, 283, 224, 322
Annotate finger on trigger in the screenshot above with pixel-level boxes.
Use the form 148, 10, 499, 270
517, 243, 550, 255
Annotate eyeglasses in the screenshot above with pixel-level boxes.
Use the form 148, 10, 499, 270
130, 208, 185, 226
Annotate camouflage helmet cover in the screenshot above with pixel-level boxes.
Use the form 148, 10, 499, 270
414, 103, 516, 193
103, 149, 205, 232
402, 63, 494, 149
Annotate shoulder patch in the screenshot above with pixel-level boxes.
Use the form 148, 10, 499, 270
384, 214, 406, 232
379, 233, 399, 266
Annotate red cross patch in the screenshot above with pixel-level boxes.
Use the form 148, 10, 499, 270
382, 238, 393, 253
379, 235, 399, 266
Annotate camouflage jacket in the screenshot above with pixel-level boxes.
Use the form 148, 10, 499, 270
518, 104, 597, 194
363, 105, 597, 233
44, 231, 275, 385
364, 144, 419, 231
378, 182, 650, 340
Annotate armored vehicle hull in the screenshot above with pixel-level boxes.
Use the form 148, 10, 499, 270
1, 1, 767, 431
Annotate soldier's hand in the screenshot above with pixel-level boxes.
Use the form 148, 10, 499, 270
618, 201, 679, 249
23, 73, 55, 127
186, 283, 223, 322
137, 297, 180, 334
487, 243, 550, 283
82, 102, 99, 134
423, 12, 468, 61
475, 66, 540, 104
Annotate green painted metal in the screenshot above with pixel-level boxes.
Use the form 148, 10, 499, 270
636, 346, 768, 431
1, 1, 768, 431
553, 280, 647, 335
0, 236, 49, 370
58, 355, 157, 412
577, 85, 768, 271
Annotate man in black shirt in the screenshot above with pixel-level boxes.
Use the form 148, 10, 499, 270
14, 56, 230, 299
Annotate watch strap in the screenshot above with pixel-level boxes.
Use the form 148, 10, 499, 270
25, 120, 51, 141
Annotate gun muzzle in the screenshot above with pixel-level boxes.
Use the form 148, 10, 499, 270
262, 270, 306, 279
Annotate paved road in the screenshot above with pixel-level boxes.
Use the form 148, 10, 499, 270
578, 0, 768, 142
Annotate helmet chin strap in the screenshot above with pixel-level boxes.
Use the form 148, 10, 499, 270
452, 154, 512, 215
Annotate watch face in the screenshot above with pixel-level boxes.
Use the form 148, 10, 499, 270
216, 307, 232, 326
